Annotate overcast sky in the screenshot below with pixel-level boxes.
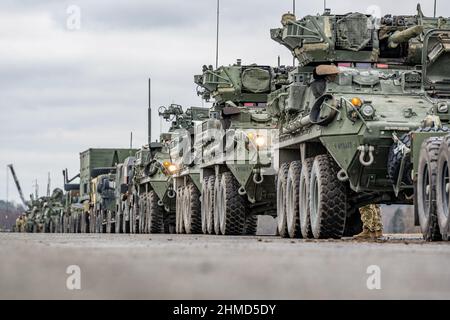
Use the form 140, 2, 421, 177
1, 0, 447, 204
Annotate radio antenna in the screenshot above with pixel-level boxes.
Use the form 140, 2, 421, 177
215, 0, 220, 69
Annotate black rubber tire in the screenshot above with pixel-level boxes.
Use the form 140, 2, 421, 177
286, 161, 302, 238
139, 196, 146, 234
176, 187, 185, 234
207, 176, 216, 235
417, 137, 443, 241
123, 203, 131, 234
201, 177, 210, 234
183, 182, 202, 234
437, 135, 450, 240
106, 210, 112, 234
115, 210, 123, 234
163, 212, 176, 234
219, 172, 246, 235
102, 210, 107, 234
243, 215, 258, 235
309, 154, 347, 239
388, 127, 449, 185
276, 163, 290, 238
299, 158, 314, 239
148, 190, 164, 233
213, 175, 222, 235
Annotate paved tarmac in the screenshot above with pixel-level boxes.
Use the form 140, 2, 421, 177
1, 233, 449, 299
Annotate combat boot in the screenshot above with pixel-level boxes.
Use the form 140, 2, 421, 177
371, 230, 383, 240
353, 228, 372, 240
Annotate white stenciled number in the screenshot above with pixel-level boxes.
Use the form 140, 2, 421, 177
66, 265, 81, 290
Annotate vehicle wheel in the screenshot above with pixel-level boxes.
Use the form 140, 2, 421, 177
201, 177, 209, 234
286, 161, 302, 238
243, 215, 258, 235
437, 135, 450, 240
130, 205, 136, 234
102, 211, 107, 233
164, 212, 176, 234
309, 154, 346, 239
138, 196, 145, 234
115, 210, 123, 234
176, 187, 185, 234
207, 176, 216, 234
123, 204, 130, 234
80, 212, 86, 233
388, 127, 449, 185
276, 163, 290, 238
148, 190, 164, 233
213, 175, 222, 235
417, 137, 442, 241
183, 182, 202, 234
89, 210, 96, 233
219, 172, 246, 235
299, 158, 314, 239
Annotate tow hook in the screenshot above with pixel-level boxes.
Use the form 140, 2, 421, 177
357, 145, 375, 167
253, 170, 264, 184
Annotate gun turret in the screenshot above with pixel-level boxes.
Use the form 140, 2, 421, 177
195, 60, 274, 105
158, 104, 209, 132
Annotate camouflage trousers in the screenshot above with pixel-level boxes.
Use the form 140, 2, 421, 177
359, 204, 383, 232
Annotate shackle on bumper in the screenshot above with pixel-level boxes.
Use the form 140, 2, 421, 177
357, 145, 375, 167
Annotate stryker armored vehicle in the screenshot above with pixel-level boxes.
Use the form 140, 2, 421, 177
161, 105, 210, 234
114, 156, 136, 233
268, 6, 450, 240
41, 188, 65, 233
90, 172, 117, 233
189, 60, 289, 235
132, 104, 207, 234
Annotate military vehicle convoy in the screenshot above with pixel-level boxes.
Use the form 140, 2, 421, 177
267, 6, 450, 241
12, 5, 450, 243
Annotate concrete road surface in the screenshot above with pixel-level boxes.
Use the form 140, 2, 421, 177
0, 233, 449, 299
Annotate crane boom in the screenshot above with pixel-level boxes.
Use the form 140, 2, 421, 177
7, 164, 29, 209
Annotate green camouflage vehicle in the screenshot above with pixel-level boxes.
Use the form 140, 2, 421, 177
186, 60, 288, 235
115, 156, 138, 233
90, 172, 117, 233
268, 6, 450, 240
42, 188, 65, 233
132, 104, 204, 234
163, 105, 209, 234
62, 148, 137, 233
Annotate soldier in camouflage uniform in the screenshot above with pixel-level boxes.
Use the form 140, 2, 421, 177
354, 204, 383, 240
15, 215, 26, 233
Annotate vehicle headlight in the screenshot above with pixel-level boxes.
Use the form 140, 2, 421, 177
168, 164, 178, 173
438, 102, 448, 113
255, 136, 266, 147
361, 104, 375, 118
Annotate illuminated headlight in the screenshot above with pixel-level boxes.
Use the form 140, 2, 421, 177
168, 164, 178, 173
255, 136, 266, 147
438, 102, 448, 113
361, 104, 375, 118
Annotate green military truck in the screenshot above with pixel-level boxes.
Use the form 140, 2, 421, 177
66, 148, 137, 233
